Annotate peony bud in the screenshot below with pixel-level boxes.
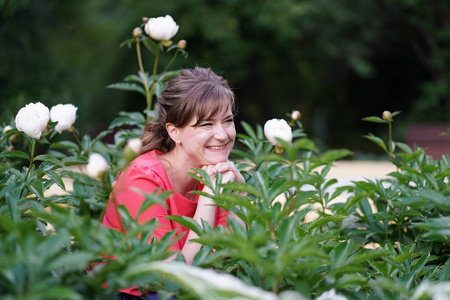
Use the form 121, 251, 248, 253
3, 125, 13, 133
142, 17, 149, 23
86, 153, 109, 179
177, 39, 187, 49
3, 125, 16, 143
382, 111, 392, 121
290, 110, 301, 121
264, 118, 293, 153
161, 40, 173, 47
128, 138, 142, 154
144, 15, 179, 41
50, 104, 78, 133
15, 102, 50, 139
132, 27, 143, 38
124, 138, 142, 162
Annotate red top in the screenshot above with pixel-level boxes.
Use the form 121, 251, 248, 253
102, 150, 227, 295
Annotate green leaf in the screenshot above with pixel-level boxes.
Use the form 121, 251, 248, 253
62, 156, 88, 166
395, 142, 412, 154
43, 286, 82, 299
135, 189, 171, 217
142, 38, 160, 55
158, 70, 181, 82
107, 82, 146, 96
292, 138, 319, 154
7, 197, 20, 222
47, 252, 94, 271
0, 211, 18, 230
189, 168, 214, 191
165, 215, 203, 236
363, 134, 388, 152
45, 170, 66, 191
34, 154, 65, 168
351, 248, 389, 264
50, 140, 80, 153
0, 150, 30, 160
124, 74, 143, 83
416, 189, 450, 209
29, 179, 45, 200
240, 121, 259, 142
119, 38, 135, 48
362, 116, 387, 123
308, 215, 342, 230
222, 182, 262, 197
279, 215, 301, 249
109, 111, 146, 129
313, 149, 354, 168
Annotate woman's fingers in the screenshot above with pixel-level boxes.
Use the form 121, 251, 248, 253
201, 165, 217, 179
211, 161, 245, 184
221, 170, 235, 184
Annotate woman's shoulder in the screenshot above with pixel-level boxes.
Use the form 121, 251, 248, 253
125, 150, 167, 179
131, 150, 162, 167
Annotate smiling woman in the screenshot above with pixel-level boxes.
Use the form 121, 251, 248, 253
103, 67, 245, 299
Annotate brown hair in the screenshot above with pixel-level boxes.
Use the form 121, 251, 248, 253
140, 67, 235, 154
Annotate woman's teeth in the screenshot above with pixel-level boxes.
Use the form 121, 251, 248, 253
208, 145, 225, 150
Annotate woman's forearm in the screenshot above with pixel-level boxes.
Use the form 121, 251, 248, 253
180, 192, 216, 264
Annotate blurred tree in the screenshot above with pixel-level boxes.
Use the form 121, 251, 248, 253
1, 0, 448, 153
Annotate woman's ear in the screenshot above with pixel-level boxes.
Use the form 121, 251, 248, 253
166, 123, 180, 144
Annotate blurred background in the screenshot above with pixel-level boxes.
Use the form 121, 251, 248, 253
1, 0, 449, 157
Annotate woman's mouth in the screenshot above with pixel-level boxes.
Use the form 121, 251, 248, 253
207, 144, 227, 150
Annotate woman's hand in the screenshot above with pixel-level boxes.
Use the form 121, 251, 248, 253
202, 161, 245, 185
201, 161, 247, 231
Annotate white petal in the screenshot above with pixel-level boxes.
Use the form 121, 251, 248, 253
15, 102, 50, 139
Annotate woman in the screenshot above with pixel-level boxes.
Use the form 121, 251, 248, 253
103, 67, 245, 299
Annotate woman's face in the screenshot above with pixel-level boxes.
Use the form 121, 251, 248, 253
174, 106, 236, 168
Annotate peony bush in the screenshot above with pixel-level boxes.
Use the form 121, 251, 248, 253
1, 14, 450, 300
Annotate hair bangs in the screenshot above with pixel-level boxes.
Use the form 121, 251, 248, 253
186, 82, 235, 127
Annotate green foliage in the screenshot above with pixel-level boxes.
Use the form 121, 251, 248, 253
1, 105, 450, 299
1, 6, 450, 297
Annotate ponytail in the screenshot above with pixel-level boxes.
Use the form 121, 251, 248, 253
140, 119, 174, 154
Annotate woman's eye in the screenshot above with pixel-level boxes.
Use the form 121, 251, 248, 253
200, 122, 213, 127
225, 118, 234, 124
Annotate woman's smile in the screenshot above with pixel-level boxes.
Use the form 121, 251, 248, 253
206, 143, 229, 151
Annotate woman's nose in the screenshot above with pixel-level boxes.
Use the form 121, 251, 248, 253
214, 124, 227, 140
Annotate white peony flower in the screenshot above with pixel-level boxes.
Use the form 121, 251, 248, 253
264, 118, 293, 147
50, 104, 78, 133
144, 15, 179, 41
316, 289, 348, 300
86, 153, 109, 179
15, 102, 50, 139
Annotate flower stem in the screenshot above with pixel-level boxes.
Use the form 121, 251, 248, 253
135, 37, 151, 115
162, 48, 179, 74
147, 47, 160, 120
19, 139, 36, 199
387, 120, 396, 162
71, 130, 82, 148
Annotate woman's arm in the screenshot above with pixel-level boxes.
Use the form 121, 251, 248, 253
179, 185, 217, 264
179, 162, 246, 264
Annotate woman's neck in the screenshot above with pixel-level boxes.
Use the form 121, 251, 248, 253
158, 150, 198, 199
